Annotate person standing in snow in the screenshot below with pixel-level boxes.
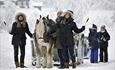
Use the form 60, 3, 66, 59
48, 11, 66, 68
88, 24, 99, 63
48, 10, 85, 68
10, 12, 33, 68
98, 25, 110, 62
61, 10, 85, 68
55, 11, 66, 69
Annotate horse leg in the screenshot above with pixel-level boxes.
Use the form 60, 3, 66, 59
46, 40, 54, 68
42, 46, 47, 68
36, 44, 41, 68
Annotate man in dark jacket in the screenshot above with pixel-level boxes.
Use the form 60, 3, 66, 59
88, 24, 99, 63
61, 11, 85, 68
98, 25, 110, 62
10, 13, 33, 68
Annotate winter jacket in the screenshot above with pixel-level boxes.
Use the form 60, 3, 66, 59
61, 18, 85, 47
50, 17, 85, 48
48, 17, 65, 49
10, 13, 32, 45
98, 30, 110, 47
88, 29, 99, 48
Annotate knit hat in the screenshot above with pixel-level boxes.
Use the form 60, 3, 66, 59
101, 25, 105, 29
92, 24, 97, 29
89, 24, 97, 30
67, 10, 73, 14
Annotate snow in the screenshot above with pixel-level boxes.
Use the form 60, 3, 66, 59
0, 0, 115, 70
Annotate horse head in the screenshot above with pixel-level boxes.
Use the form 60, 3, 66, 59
35, 15, 54, 42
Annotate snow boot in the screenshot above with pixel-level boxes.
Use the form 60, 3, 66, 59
15, 62, 20, 68
64, 62, 69, 68
72, 62, 76, 68
58, 66, 65, 69
20, 63, 27, 68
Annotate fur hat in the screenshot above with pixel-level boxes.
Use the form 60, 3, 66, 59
60, 12, 66, 17
67, 10, 73, 14
65, 10, 73, 18
15, 12, 26, 28
57, 11, 63, 17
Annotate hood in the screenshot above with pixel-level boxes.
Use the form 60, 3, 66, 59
15, 12, 26, 23
15, 12, 27, 28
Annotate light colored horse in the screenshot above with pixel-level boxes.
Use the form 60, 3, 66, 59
34, 16, 54, 68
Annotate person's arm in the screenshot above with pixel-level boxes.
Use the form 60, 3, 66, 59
106, 31, 110, 41
26, 22, 33, 38
72, 22, 85, 33
97, 32, 101, 43
10, 22, 17, 35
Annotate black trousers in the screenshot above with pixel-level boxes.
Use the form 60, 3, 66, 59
58, 49, 65, 67
100, 46, 108, 62
13, 42, 25, 64
62, 46, 76, 63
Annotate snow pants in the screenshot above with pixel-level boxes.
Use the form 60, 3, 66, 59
62, 46, 76, 63
13, 42, 25, 64
58, 49, 65, 67
90, 48, 98, 63
100, 46, 108, 62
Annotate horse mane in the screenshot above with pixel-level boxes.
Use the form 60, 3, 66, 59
35, 17, 50, 42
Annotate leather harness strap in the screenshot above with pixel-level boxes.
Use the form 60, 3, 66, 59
38, 37, 44, 39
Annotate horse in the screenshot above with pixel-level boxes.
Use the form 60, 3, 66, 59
34, 15, 55, 68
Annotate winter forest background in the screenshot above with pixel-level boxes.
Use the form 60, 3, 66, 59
0, 0, 115, 70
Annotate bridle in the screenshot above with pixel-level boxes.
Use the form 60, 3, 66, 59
38, 18, 48, 40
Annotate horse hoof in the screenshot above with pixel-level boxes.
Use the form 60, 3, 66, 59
47, 66, 53, 68
43, 66, 46, 68
36, 65, 41, 68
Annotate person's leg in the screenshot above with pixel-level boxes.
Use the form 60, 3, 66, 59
62, 46, 69, 68
13, 45, 19, 68
90, 48, 94, 63
94, 48, 98, 63
100, 47, 104, 62
104, 47, 108, 62
19, 42, 26, 68
57, 49, 65, 68
68, 47, 76, 68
